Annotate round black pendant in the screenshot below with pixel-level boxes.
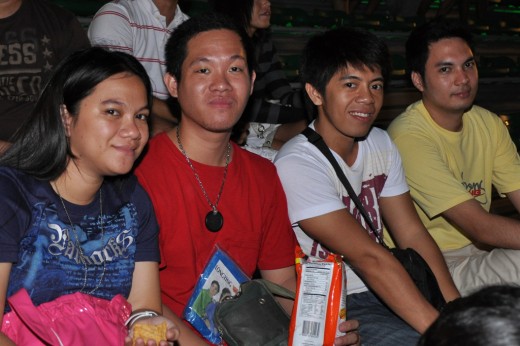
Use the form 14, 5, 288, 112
205, 210, 224, 232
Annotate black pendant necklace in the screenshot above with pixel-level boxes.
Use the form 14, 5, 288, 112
205, 210, 224, 232
176, 126, 231, 232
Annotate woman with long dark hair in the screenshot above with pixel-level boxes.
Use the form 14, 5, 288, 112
0, 47, 179, 345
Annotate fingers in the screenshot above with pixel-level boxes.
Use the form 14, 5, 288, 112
334, 330, 360, 346
128, 317, 179, 346
338, 319, 360, 333
166, 326, 180, 341
335, 319, 360, 346
128, 337, 165, 346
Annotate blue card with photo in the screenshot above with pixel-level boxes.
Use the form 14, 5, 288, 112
183, 246, 250, 344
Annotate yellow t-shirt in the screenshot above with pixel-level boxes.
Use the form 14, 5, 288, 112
388, 101, 520, 250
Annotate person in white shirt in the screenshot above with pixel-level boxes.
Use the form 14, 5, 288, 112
275, 26, 459, 345
88, 0, 189, 135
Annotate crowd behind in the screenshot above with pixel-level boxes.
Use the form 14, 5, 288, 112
1, 0, 520, 345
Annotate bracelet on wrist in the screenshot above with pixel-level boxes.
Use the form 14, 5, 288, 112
125, 310, 160, 328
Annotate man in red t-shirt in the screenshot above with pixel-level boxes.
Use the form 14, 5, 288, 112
135, 12, 361, 346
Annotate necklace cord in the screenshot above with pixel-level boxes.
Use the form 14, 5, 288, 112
54, 182, 106, 294
176, 125, 230, 232
175, 126, 231, 212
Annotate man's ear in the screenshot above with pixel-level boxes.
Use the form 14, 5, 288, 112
304, 83, 323, 106
164, 73, 179, 98
411, 71, 425, 92
60, 105, 73, 137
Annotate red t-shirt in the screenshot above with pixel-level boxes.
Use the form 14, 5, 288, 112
135, 133, 296, 316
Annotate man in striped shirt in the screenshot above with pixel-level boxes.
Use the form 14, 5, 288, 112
88, 0, 189, 135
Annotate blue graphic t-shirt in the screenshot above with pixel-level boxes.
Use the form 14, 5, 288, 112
0, 167, 159, 312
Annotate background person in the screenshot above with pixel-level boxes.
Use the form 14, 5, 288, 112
88, 0, 189, 135
0, 0, 90, 152
211, 0, 309, 160
418, 285, 520, 346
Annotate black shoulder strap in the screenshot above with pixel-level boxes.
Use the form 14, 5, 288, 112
302, 127, 388, 248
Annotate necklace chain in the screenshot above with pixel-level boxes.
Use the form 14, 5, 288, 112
54, 183, 106, 295
176, 125, 231, 213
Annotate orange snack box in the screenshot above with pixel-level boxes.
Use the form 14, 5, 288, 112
289, 246, 347, 346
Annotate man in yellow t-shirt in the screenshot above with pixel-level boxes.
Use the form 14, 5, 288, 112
388, 19, 520, 296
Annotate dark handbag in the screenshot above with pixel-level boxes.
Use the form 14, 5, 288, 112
302, 127, 446, 311
214, 279, 295, 346
389, 248, 446, 310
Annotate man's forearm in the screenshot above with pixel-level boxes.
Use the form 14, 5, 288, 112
352, 251, 438, 333
442, 199, 520, 249
478, 213, 520, 249
445, 199, 520, 249
407, 231, 460, 302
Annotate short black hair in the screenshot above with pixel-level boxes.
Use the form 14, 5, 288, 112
301, 26, 391, 96
165, 12, 254, 82
406, 18, 474, 79
210, 280, 221, 293
418, 285, 520, 346
219, 287, 231, 302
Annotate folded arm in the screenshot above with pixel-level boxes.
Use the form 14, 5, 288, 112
443, 191, 520, 249
299, 208, 438, 333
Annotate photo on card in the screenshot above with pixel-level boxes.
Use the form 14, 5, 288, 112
184, 246, 250, 344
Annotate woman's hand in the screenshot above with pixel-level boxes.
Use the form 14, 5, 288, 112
125, 315, 180, 346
